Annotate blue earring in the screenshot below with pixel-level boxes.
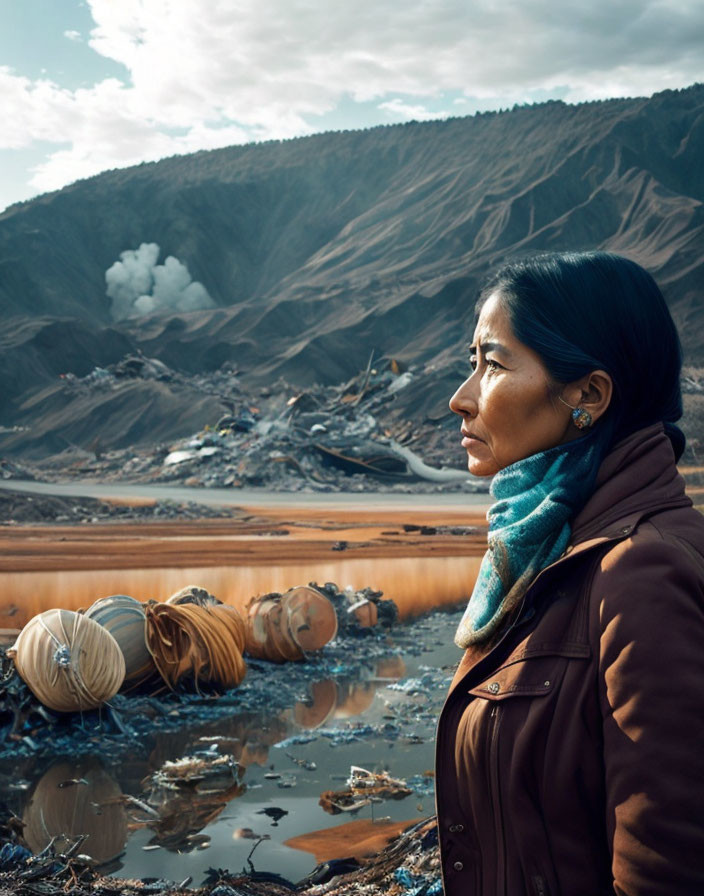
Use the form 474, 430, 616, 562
559, 396, 593, 429
570, 407, 593, 429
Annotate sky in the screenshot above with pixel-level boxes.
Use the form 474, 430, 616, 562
1, 0, 703, 213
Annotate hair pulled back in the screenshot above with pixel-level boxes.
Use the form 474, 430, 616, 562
479, 251, 685, 459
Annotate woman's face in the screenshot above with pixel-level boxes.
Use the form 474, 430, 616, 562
450, 291, 577, 477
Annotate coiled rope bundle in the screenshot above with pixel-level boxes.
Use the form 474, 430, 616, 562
244, 586, 338, 662
144, 602, 247, 693
8, 609, 125, 712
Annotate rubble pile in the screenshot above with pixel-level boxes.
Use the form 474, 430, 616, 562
26, 354, 481, 494
0, 490, 247, 525
315, 582, 398, 635
0, 459, 35, 482
319, 767, 413, 815
0, 818, 442, 895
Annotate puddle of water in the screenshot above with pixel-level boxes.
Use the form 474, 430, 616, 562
3, 610, 464, 886
0, 555, 481, 627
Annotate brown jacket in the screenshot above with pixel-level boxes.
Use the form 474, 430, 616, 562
436, 425, 704, 896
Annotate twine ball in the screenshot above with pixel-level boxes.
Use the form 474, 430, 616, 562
85, 594, 155, 687
9, 609, 125, 712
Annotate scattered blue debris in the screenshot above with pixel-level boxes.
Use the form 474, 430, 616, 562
407, 773, 435, 797
394, 866, 443, 895
0, 842, 31, 871
272, 733, 318, 749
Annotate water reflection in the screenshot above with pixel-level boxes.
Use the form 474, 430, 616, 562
140, 755, 246, 852
8, 654, 409, 864
22, 759, 127, 869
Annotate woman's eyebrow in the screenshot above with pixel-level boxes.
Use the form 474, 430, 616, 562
469, 340, 512, 356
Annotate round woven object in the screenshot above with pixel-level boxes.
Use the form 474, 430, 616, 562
264, 599, 302, 662
9, 609, 125, 712
85, 594, 155, 687
245, 595, 301, 661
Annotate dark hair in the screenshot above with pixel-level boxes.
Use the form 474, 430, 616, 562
478, 251, 685, 459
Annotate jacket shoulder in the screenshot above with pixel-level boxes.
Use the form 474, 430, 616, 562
598, 501, 704, 579
589, 512, 704, 638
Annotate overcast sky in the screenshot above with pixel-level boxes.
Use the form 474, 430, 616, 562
1, 0, 703, 212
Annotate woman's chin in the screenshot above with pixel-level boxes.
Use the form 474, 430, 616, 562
466, 453, 499, 478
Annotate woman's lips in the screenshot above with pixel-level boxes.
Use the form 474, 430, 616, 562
461, 432, 485, 448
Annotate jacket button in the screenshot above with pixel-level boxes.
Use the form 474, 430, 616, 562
488, 681, 500, 694
618, 526, 631, 535
449, 823, 465, 833
453, 861, 464, 871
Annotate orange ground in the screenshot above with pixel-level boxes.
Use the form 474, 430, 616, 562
0, 502, 489, 628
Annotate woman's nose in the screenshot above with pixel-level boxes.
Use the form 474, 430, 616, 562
449, 376, 477, 417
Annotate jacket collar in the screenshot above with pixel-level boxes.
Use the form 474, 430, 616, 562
448, 424, 691, 692
569, 423, 690, 546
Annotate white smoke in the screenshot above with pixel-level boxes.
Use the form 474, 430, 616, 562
106, 242, 216, 320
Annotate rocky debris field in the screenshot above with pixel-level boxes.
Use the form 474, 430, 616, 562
5, 355, 704, 499
0, 489, 247, 526
3, 353, 483, 495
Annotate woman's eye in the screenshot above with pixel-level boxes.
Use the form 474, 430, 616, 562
469, 356, 477, 371
487, 359, 503, 372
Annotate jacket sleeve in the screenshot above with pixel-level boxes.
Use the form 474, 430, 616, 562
595, 533, 704, 896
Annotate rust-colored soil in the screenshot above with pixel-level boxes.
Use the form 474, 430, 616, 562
285, 817, 423, 864
0, 505, 488, 573
0, 502, 488, 627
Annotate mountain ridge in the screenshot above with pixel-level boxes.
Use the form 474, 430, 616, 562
0, 84, 702, 462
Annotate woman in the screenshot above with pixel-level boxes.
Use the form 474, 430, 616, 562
436, 251, 704, 896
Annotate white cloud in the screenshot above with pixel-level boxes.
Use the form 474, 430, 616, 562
379, 99, 448, 121
2, 0, 703, 201
64, 30, 82, 41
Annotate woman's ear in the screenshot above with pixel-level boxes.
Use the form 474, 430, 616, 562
563, 370, 613, 425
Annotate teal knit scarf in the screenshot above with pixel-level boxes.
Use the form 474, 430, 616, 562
455, 432, 603, 647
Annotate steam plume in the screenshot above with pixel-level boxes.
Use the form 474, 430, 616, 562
106, 243, 215, 320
